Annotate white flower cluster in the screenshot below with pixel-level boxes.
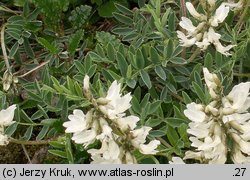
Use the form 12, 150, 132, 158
0, 105, 16, 145
183, 68, 250, 164
63, 76, 160, 164
177, 1, 237, 56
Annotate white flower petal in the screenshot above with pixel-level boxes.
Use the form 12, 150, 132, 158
196, 38, 210, 50
139, 140, 160, 154
88, 139, 122, 164
189, 137, 204, 148
103, 140, 120, 160
169, 157, 185, 164
106, 81, 121, 100
241, 97, 250, 112
101, 81, 133, 119
232, 133, 250, 155
116, 115, 140, 131
207, 27, 221, 43
213, 42, 235, 56
0, 133, 9, 146
232, 146, 250, 164
179, 17, 196, 33
187, 123, 210, 138
63, 109, 87, 133
210, 4, 230, 27
72, 129, 97, 146
0, 104, 16, 126
184, 151, 202, 161
238, 140, 250, 155
96, 124, 112, 140
88, 140, 108, 156
186, 2, 204, 20
184, 103, 206, 122
227, 82, 250, 112
224, 113, 250, 124
177, 31, 196, 47
113, 93, 132, 114
131, 126, 152, 148
198, 136, 221, 151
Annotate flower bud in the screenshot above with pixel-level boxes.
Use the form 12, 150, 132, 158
184, 151, 202, 161
13, 76, 18, 83
195, 33, 203, 41
196, 22, 206, 32
3, 82, 11, 92
186, 2, 206, 20
96, 97, 110, 105
222, 107, 235, 115
205, 104, 218, 116
229, 121, 243, 132
3, 71, 13, 91
83, 75, 90, 92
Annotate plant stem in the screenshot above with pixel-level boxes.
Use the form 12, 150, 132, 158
188, 48, 200, 62
9, 138, 50, 145
16, 61, 50, 78
180, 0, 186, 17
16, 122, 43, 126
170, 92, 184, 102
233, 72, 250, 77
155, 84, 183, 102
0, 5, 21, 14
156, 137, 172, 148
1, 24, 11, 73
150, 155, 160, 164
21, 144, 32, 163
236, 0, 250, 34
180, 0, 187, 59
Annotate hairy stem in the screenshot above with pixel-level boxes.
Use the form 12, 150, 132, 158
180, 0, 186, 17
1, 24, 11, 73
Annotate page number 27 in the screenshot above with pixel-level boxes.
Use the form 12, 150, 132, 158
234, 168, 246, 176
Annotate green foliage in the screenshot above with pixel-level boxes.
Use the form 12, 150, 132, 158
69, 5, 92, 29
92, 0, 129, 17
37, 37, 59, 54
33, 0, 70, 31
112, 2, 174, 47
5, 8, 42, 62
68, 30, 84, 56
